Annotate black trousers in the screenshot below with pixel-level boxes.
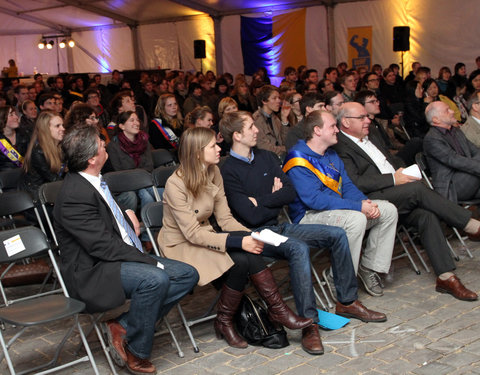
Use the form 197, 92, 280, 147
369, 181, 472, 275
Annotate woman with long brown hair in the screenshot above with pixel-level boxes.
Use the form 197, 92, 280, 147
0, 105, 30, 171
159, 127, 312, 349
149, 93, 183, 150
22, 110, 65, 201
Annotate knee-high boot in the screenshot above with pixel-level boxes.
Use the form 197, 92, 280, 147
214, 284, 248, 348
250, 268, 313, 330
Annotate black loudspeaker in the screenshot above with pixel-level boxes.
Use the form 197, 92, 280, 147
194, 40, 206, 59
393, 26, 410, 52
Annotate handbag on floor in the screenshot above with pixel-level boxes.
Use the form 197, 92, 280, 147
235, 294, 289, 349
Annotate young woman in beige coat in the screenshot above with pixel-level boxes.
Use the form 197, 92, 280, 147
159, 127, 312, 348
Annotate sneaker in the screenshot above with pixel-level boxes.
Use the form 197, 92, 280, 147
322, 267, 337, 302
357, 264, 383, 297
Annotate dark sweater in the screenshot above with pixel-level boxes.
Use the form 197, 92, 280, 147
220, 148, 296, 228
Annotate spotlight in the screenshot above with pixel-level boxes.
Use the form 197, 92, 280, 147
59, 39, 66, 48
46, 40, 54, 49
68, 39, 75, 48
38, 40, 46, 49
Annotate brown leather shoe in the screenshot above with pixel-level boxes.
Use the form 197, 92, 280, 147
436, 275, 478, 301
301, 324, 324, 355
335, 300, 387, 322
125, 347, 157, 375
103, 320, 127, 367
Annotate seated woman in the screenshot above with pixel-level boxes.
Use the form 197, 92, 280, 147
106, 110, 156, 211
19, 99, 37, 135
231, 80, 256, 113
184, 106, 214, 129
423, 78, 462, 123
22, 110, 65, 202
108, 90, 148, 136
158, 127, 312, 348
0, 105, 30, 171
149, 93, 183, 150
64, 103, 110, 143
285, 92, 303, 126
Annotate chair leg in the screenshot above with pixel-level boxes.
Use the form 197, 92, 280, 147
394, 230, 421, 275
401, 226, 430, 272
446, 237, 461, 261
176, 304, 200, 353
161, 317, 184, 358
0, 330, 15, 375
93, 320, 118, 375
76, 316, 100, 375
452, 227, 474, 258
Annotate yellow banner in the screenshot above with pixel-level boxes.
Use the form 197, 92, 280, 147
348, 26, 372, 70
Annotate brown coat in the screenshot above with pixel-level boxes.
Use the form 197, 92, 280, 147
158, 166, 249, 286
253, 109, 288, 156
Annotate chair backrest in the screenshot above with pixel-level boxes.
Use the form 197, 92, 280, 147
151, 149, 176, 168
0, 168, 22, 193
103, 169, 155, 193
152, 165, 177, 188
38, 180, 64, 205
140, 201, 164, 257
415, 152, 434, 190
0, 226, 50, 263
0, 191, 35, 216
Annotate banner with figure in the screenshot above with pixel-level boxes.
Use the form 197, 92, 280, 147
348, 26, 372, 70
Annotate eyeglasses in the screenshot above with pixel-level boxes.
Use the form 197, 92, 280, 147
365, 99, 380, 104
368, 78, 380, 82
345, 114, 369, 120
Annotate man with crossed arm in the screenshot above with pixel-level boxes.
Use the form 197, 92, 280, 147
219, 111, 386, 356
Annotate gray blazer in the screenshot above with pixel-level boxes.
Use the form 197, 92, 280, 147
423, 126, 480, 201
460, 116, 480, 149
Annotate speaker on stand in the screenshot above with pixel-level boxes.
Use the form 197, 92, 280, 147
194, 40, 206, 73
393, 26, 410, 78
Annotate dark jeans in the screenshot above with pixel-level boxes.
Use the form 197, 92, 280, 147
117, 255, 198, 359
258, 223, 358, 322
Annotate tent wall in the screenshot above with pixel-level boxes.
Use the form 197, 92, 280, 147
334, 0, 480, 77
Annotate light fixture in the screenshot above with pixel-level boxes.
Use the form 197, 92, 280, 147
59, 39, 66, 48
68, 39, 75, 48
46, 40, 54, 49
38, 40, 46, 49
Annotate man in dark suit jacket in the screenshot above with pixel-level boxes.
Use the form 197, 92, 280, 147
333, 102, 479, 301
53, 126, 198, 375
424, 100, 480, 202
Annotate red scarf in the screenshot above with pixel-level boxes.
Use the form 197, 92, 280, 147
118, 131, 149, 167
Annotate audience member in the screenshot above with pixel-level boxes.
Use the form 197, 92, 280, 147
149, 93, 183, 150
19, 99, 37, 135
0, 105, 30, 171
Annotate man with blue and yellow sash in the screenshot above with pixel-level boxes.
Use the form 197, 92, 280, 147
284, 110, 398, 297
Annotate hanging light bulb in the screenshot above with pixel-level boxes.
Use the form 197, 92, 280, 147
46, 40, 54, 49
59, 39, 66, 48
38, 40, 46, 49
68, 39, 75, 48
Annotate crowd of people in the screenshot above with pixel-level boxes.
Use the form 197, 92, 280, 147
1, 59, 480, 374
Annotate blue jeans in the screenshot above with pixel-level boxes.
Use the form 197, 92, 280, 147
117, 255, 198, 359
259, 223, 358, 322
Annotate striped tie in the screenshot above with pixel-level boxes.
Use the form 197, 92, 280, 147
100, 178, 143, 253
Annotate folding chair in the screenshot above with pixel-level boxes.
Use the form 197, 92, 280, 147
0, 191, 45, 233
151, 149, 176, 168
103, 169, 160, 202
0, 226, 99, 375
142, 201, 212, 354
393, 225, 428, 274
0, 169, 22, 193
416, 152, 474, 259
151, 165, 177, 192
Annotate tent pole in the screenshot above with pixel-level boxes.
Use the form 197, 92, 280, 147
326, 2, 336, 67
130, 24, 140, 70
212, 15, 223, 75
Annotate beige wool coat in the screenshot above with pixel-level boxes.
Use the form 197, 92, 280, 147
158, 166, 249, 286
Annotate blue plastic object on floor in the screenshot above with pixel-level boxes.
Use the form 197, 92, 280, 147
317, 309, 350, 330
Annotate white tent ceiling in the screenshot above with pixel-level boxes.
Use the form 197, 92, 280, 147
0, 0, 360, 35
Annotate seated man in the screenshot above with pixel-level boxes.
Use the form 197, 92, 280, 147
285, 92, 325, 151
334, 102, 479, 301
424, 101, 480, 202
219, 111, 386, 355
284, 110, 398, 297
354, 90, 422, 166
461, 89, 480, 148
253, 85, 291, 158
53, 126, 198, 374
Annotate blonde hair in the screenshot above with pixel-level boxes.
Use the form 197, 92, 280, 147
154, 93, 183, 130
218, 97, 238, 118
24, 110, 63, 173
177, 127, 216, 197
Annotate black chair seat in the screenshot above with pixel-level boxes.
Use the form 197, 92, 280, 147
0, 294, 85, 326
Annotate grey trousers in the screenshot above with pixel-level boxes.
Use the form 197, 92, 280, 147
300, 200, 398, 274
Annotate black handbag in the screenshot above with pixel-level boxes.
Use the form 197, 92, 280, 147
235, 294, 289, 349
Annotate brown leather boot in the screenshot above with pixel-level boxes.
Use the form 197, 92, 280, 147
214, 285, 248, 348
250, 268, 313, 330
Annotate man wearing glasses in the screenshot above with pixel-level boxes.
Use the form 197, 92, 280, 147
284, 109, 398, 297
324, 91, 345, 117
334, 102, 479, 301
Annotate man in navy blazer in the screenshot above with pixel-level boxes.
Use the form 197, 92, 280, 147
54, 126, 198, 374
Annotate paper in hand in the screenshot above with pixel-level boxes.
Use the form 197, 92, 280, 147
402, 164, 421, 179
251, 229, 288, 247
